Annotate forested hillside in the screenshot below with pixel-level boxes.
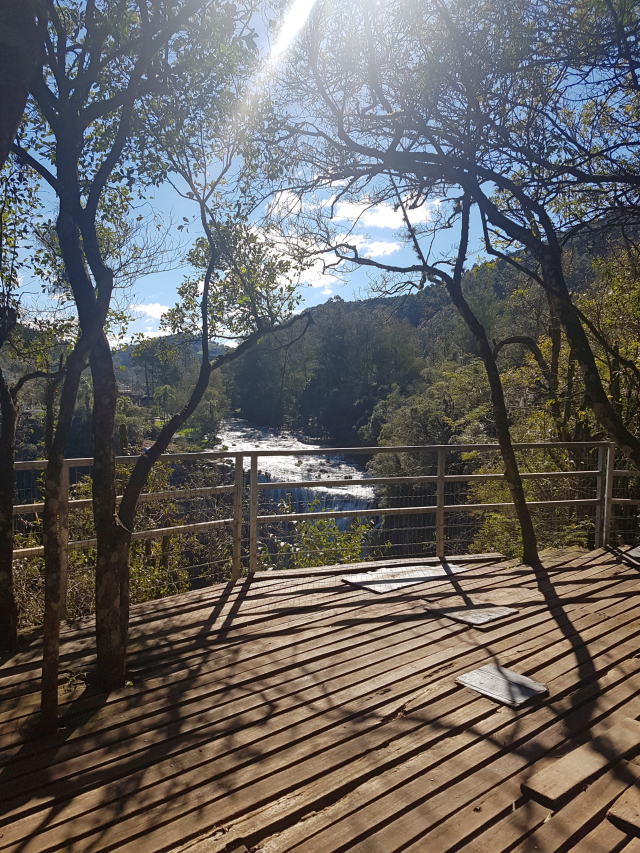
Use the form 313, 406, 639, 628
222, 229, 640, 451
5, 225, 636, 465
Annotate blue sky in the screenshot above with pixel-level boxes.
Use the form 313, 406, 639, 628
128, 193, 432, 336
39, 0, 484, 342
17, 0, 488, 345
125, 0, 487, 338
123, 0, 451, 338
127, 184, 484, 340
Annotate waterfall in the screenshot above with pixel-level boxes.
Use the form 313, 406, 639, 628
215, 419, 378, 521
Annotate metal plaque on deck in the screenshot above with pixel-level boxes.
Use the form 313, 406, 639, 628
342, 562, 469, 594
456, 663, 548, 707
625, 545, 640, 563
427, 605, 518, 626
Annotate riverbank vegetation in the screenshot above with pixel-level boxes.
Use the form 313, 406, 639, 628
6, 228, 638, 573
82, 229, 638, 457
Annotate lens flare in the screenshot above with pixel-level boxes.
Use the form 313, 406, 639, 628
269, 0, 318, 63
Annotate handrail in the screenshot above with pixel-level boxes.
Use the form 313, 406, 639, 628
13, 439, 631, 612
255, 469, 601, 491
10, 440, 611, 470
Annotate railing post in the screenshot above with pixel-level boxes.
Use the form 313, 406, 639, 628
231, 453, 243, 581
594, 445, 605, 547
249, 453, 258, 574
59, 461, 69, 621
602, 442, 616, 548
436, 447, 445, 560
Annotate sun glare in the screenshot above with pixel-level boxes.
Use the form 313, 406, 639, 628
269, 0, 318, 63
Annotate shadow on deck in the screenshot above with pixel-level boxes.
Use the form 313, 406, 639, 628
2, 548, 640, 852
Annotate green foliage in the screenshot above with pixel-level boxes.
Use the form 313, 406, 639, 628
184, 379, 228, 442
114, 395, 155, 449
0, 159, 41, 307
163, 212, 302, 343
258, 499, 371, 571
224, 299, 423, 439
470, 508, 592, 560
0, 160, 74, 363
467, 448, 596, 558
12, 456, 238, 627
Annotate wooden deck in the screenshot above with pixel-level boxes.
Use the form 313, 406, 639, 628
3, 548, 640, 852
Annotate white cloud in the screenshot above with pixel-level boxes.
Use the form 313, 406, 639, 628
131, 302, 169, 320
109, 326, 171, 345
333, 200, 432, 229
333, 232, 367, 250
269, 189, 303, 218
139, 327, 171, 338
327, 233, 400, 259
321, 287, 333, 295
363, 240, 401, 258
298, 261, 339, 289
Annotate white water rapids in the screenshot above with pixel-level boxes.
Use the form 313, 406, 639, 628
214, 419, 377, 516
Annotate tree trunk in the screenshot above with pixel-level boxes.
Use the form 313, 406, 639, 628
93, 529, 130, 689
88, 315, 309, 692
0, 375, 19, 651
0, 0, 40, 169
445, 279, 540, 565
40, 344, 87, 733
90, 332, 128, 690
43, 367, 63, 457
541, 256, 640, 469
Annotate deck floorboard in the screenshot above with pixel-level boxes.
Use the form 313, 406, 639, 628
2, 549, 640, 852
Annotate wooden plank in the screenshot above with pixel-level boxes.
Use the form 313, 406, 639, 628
1, 550, 639, 853
272, 632, 640, 853
1, 559, 520, 737
6, 584, 640, 852
425, 604, 519, 625
607, 782, 640, 836
121, 549, 632, 677
372, 757, 640, 853
0, 570, 431, 703
0, 549, 599, 729
401, 696, 640, 853
562, 818, 630, 853
2, 552, 636, 780
107, 629, 640, 853
522, 718, 640, 809
91, 548, 600, 665
425, 788, 550, 853
225, 662, 640, 853
376, 664, 640, 853
343, 562, 470, 594
6, 556, 637, 784
510, 762, 640, 853
0, 548, 636, 768
0, 560, 604, 692
0, 617, 466, 785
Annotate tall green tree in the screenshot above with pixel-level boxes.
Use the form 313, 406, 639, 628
9, 0, 300, 728
0, 158, 70, 651
263, 0, 640, 561
0, 0, 41, 168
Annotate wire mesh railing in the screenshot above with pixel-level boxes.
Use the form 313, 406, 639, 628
11, 439, 638, 626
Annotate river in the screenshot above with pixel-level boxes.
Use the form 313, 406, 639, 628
215, 419, 377, 517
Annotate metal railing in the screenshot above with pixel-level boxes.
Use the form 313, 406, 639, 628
11, 440, 637, 616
